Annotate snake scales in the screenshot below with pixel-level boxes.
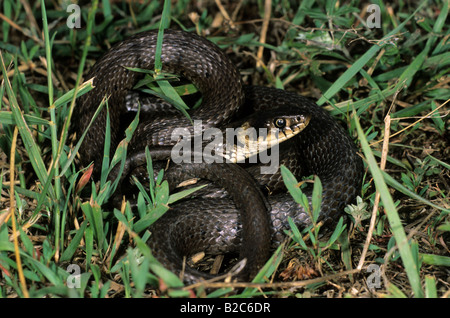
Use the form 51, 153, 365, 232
72, 29, 364, 283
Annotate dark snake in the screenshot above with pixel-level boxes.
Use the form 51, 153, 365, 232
72, 29, 364, 283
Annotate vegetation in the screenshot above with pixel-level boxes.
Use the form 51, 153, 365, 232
0, 0, 449, 298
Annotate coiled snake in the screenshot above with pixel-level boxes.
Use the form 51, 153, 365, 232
73, 29, 363, 283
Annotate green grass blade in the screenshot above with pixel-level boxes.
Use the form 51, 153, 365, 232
59, 86, 101, 177
145, 146, 156, 204
427, 155, 450, 170
60, 220, 88, 262
420, 253, 450, 267
424, 275, 438, 298
59, 0, 98, 177
81, 201, 104, 255
0, 52, 52, 196
0, 111, 50, 126
167, 184, 208, 204
154, 0, 171, 72
286, 217, 308, 250
317, 1, 427, 106
140, 86, 192, 121
382, 171, 450, 213
311, 175, 323, 223
280, 165, 310, 215
151, 0, 192, 123
53, 81, 93, 109
22, 254, 65, 286
354, 109, 424, 298
101, 105, 112, 186
240, 244, 284, 297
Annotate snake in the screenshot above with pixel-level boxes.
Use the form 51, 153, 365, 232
72, 29, 364, 283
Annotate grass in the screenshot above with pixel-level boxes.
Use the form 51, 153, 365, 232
0, 0, 449, 298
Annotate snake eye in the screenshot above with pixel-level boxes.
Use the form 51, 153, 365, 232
274, 118, 286, 128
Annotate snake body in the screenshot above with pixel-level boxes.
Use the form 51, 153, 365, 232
73, 29, 363, 282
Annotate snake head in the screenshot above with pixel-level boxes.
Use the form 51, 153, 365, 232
223, 107, 311, 162
237, 106, 311, 142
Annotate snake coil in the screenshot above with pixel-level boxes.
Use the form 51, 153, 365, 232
73, 29, 364, 283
